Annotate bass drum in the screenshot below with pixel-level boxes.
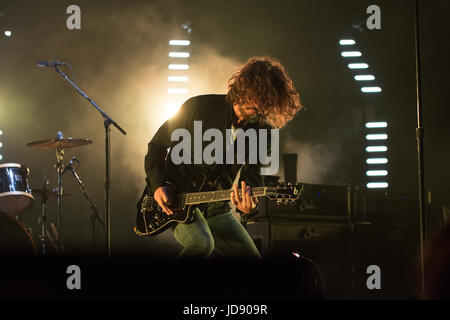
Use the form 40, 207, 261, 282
0, 163, 34, 216
0, 212, 38, 256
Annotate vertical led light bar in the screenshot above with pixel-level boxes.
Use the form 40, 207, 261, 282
339, 38, 387, 189
167, 38, 191, 119
365, 122, 389, 188
0, 129, 3, 161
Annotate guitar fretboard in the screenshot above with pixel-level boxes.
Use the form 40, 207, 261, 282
185, 187, 268, 205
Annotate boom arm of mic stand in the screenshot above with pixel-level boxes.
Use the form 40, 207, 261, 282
53, 66, 127, 136
68, 167, 105, 228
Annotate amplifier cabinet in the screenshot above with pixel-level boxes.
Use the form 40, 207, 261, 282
352, 187, 413, 221
257, 183, 351, 220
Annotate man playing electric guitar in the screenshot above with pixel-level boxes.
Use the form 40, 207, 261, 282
145, 56, 302, 258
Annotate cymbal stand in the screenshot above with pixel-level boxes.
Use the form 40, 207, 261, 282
66, 163, 105, 253
55, 131, 65, 251
39, 179, 51, 255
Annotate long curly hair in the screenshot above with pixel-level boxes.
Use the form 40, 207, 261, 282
226, 56, 303, 129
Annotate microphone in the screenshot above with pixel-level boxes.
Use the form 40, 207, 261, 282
62, 156, 79, 175
37, 60, 69, 67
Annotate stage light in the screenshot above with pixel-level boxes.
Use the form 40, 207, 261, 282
0, 142, 2, 148
361, 86, 382, 93
366, 158, 388, 164
168, 64, 189, 70
165, 103, 182, 119
367, 182, 388, 189
0, 130, 2, 135
168, 88, 188, 94
4, 30, 11, 37
366, 170, 388, 176
169, 40, 190, 46
168, 76, 189, 82
169, 52, 190, 58
0, 155, 2, 160
341, 51, 362, 57
354, 75, 375, 81
366, 134, 388, 140
366, 146, 388, 152
348, 63, 369, 69
366, 122, 387, 128
339, 39, 356, 45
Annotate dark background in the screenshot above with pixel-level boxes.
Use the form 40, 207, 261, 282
0, 0, 448, 272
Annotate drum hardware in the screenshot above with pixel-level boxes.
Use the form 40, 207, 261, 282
46, 222, 63, 254
32, 188, 73, 198
0, 163, 35, 217
26, 131, 93, 253
45, 230, 58, 252
32, 179, 73, 255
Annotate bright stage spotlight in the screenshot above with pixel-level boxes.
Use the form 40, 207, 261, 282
361, 86, 382, 93
168, 64, 189, 70
366, 170, 388, 176
366, 146, 388, 152
366, 158, 388, 164
168, 76, 188, 82
366, 122, 387, 128
341, 51, 362, 57
348, 63, 369, 69
339, 39, 355, 45
367, 182, 389, 189
169, 52, 190, 58
169, 40, 190, 46
366, 134, 388, 140
165, 103, 182, 119
354, 75, 375, 81
4, 30, 12, 37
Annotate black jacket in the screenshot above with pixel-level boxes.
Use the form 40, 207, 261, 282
144, 94, 271, 218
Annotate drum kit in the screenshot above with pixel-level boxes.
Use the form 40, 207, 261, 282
0, 131, 103, 256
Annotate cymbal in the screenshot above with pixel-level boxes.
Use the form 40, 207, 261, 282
32, 188, 73, 198
26, 138, 93, 149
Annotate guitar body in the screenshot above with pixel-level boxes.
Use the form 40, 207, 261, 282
134, 173, 218, 237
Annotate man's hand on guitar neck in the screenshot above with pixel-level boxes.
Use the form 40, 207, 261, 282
231, 181, 258, 215
154, 186, 174, 215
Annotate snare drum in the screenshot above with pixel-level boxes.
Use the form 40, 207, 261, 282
0, 163, 34, 216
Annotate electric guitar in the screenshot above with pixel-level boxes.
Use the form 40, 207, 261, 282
134, 173, 302, 237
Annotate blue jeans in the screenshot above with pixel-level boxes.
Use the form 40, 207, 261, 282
172, 207, 262, 259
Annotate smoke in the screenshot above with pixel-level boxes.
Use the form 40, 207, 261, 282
0, 1, 245, 255
280, 132, 341, 184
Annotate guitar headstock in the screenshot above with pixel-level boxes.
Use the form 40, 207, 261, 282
265, 182, 303, 205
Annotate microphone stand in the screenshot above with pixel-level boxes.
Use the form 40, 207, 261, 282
413, 0, 426, 296
67, 166, 105, 254
53, 66, 126, 257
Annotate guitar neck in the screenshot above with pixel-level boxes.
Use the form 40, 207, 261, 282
185, 187, 267, 205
